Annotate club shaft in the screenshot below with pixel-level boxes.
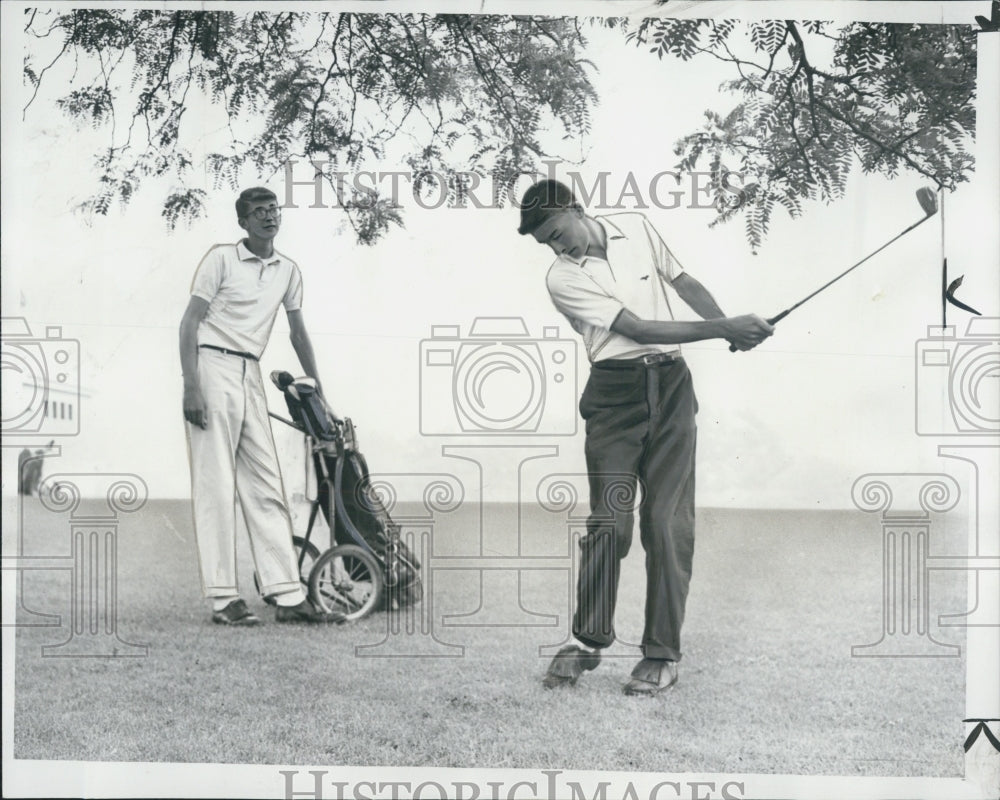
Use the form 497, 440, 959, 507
774, 213, 932, 321
727, 208, 934, 353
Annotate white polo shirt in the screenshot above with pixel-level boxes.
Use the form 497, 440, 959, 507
545, 212, 684, 363
190, 240, 303, 358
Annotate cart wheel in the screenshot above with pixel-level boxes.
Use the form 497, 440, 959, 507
255, 536, 320, 606
309, 544, 383, 621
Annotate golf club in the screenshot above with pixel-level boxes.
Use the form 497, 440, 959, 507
729, 187, 939, 352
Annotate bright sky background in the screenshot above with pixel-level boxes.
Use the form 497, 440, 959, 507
2, 1, 997, 508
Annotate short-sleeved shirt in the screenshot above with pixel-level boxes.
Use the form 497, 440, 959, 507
190, 240, 303, 358
545, 212, 685, 363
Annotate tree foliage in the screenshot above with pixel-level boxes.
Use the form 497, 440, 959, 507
622, 17, 976, 251
23, 9, 596, 242
24, 10, 979, 251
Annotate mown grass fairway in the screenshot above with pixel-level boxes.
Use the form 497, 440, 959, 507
12, 498, 966, 776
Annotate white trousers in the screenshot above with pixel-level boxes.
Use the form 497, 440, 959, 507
185, 348, 305, 602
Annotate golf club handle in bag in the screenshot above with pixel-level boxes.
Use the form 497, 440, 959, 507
727, 311, 786, 352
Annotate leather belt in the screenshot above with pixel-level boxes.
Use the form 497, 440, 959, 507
640, 352, 679, 366
199, 344, 259, 361
594, 352, 680, 369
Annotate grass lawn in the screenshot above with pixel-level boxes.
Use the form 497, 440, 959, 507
12, 498, 967, 776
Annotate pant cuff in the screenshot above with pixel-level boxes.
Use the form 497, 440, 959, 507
574, 632, 613, 651
261, 580, 303, 598
642, 644, 682, 661
204, 586, 239, 599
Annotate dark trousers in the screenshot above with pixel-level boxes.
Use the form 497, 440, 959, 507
573, 357, 697, 661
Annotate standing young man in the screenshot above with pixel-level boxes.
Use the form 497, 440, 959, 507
518, 180, 773, 695
179, 187, 341, 625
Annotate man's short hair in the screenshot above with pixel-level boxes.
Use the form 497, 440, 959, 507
517, 179, 579, 235
236, 187, 278, 220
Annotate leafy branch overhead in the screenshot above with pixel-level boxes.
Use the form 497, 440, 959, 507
24, 11, 978, 251
23, 9, 596, 242
623, 18, 976, 251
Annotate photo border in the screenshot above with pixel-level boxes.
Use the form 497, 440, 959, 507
3, 1, 997, 798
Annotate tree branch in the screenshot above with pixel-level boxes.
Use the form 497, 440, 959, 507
761, 25, 789, 80
814, 95, 943, 185
451, 19, 543, 159
786, 21, 824, 144
23, 17, 75, 115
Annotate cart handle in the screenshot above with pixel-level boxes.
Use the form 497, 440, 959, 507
267, 411, 303, 431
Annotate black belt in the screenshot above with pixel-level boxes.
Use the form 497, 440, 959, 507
594, 352, 680, 369
199, 344, 259, 361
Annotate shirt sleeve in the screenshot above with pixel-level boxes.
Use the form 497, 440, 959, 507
190, 247, 225, 302
643, 218, 685, 283
546, 263, 625, 331
282, 264, 303, 312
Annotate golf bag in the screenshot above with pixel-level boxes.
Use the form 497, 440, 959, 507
272, 371, 423, 612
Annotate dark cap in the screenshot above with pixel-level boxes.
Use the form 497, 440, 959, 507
517, 179, 578, 235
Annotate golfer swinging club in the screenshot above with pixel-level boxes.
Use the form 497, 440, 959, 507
180, 187, 342, 625
518, 180, 773, 695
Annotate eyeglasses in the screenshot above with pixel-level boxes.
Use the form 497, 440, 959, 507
249, 205, 281, 221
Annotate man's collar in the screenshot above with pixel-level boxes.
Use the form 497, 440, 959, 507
593, 215, 626, 240
236, 239, 282, 265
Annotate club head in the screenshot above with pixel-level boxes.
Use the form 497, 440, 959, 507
916, 187, 938, 217
270, 370, 295, 389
